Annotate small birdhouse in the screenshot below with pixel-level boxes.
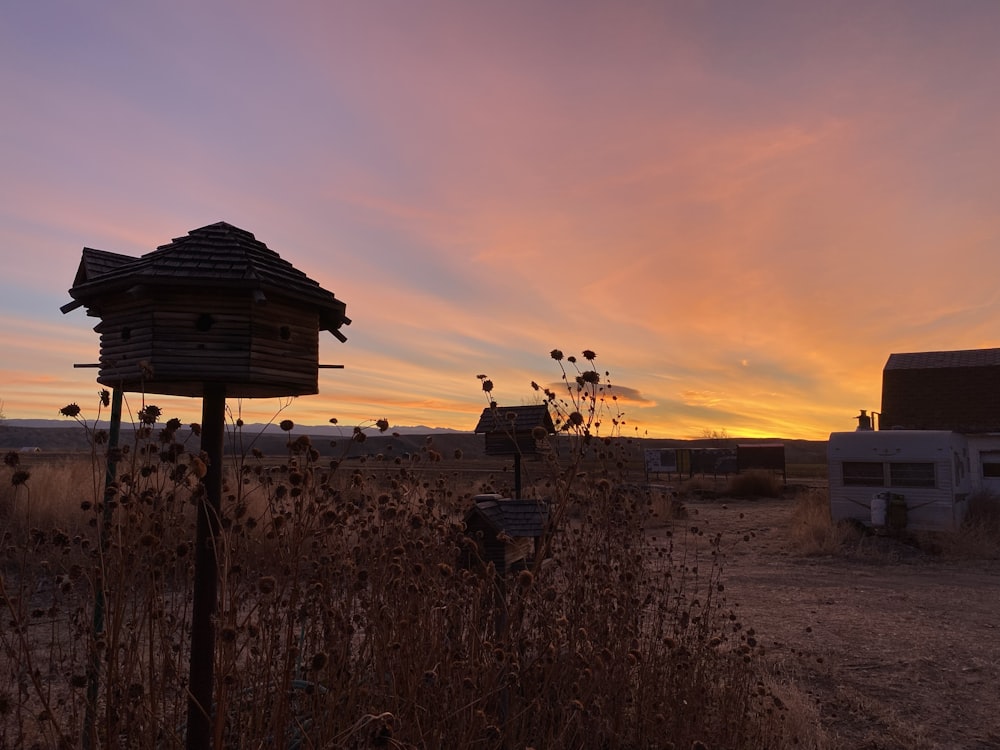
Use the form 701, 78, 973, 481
62, 222, 349, 398
473, 404, 555, 456
462, 494, 550, 575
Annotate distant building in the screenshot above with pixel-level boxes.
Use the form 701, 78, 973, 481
829, 346, 1000, 532
881, 347, 1000, 432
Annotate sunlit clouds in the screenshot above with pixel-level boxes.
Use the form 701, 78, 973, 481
2, 2, 1000, 439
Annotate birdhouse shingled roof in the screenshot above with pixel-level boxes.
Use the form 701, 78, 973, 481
464, 497, 550, 538
473, 404, 555, 435
64, 222, 350, 339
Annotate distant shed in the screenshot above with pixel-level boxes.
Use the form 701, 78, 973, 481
737, 443, 786, 481
462, 494, 550, 575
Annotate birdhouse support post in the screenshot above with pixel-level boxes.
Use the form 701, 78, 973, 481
82, 385, 123, 750
186, 383, 226, 750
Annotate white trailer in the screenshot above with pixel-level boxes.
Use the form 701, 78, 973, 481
827, 430, 972, 532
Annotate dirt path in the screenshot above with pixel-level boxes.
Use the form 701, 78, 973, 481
679, 496, 1000, 749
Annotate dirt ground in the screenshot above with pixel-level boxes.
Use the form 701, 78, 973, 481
678, 494, 1000, 750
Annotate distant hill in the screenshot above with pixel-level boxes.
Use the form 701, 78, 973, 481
0, 421, 471, 456
2, 418, 465, 435
0, 422, 827, 465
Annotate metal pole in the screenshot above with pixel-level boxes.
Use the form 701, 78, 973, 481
187, 384, 225, 750
82, 385, 123, 750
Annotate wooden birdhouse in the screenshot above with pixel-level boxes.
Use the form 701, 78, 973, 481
462, 494, 550, 575
473, 404, 555, 456
61, 222, 349, 398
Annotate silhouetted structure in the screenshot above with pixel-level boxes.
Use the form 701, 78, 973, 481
62, 221, 349, 397
736, 443, 786, 483
881, 348, 1000, 432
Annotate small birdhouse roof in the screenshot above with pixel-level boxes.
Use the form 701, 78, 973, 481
473, 404, 555, 435
64, 222, 350, 340
464, 496, 550, 538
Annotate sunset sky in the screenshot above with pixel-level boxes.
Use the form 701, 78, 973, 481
3, 1, 1000, 440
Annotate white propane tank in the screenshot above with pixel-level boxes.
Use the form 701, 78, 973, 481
870, 492, 888, 527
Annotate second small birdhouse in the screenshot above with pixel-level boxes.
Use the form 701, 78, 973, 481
473, 404, 555, 456
62, 221, 350, 398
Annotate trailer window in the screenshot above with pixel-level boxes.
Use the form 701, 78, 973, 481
889, 462, 935, 488
842, 461, 884, 486
982, 462, 1000, 478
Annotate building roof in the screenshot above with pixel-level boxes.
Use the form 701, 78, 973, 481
885, 348, 1000, 370
464, 496, 550, 538
880, 347, 1000, 432
473, 404, 555, 435
64, 222, 350, 339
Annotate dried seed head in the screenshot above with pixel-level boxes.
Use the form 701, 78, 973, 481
190, 457, 208, 480
59, 403, 81, 418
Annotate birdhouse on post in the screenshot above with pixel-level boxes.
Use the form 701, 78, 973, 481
473, 404, 555, 497
62, 221, 349, 750
61, 221, 350, 397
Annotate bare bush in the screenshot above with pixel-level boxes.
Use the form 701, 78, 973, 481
727, 470, 784, 499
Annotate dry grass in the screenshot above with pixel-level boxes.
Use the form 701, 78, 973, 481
788, 488, 862, 556
0, 424, 825, 749
788, 486, 1000, 562
0, 455, 99, 538
913, 490, 1000, 560
2, 355, 829, 748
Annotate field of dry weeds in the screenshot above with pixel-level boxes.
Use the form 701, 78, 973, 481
4, 434, 999, 749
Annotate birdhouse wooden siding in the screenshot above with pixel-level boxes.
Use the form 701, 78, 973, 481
63, 222, 349, 398
473, 404, 555, 456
